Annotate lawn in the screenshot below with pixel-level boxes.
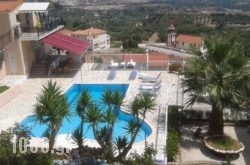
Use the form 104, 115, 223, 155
206, 135, 243, 151
0, 85, 9, 94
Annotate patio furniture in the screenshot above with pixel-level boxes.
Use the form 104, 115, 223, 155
142, 72, 161, 83
128, 70, 137, 80
127, 59, 136, 68
108, 59, 119, 69
107, 67, 116, 80
139, 82, 161, 96
119, 62, 126, 68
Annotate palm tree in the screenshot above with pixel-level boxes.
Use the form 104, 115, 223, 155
100, 89, 124, 147
34, 80, 70, 155
74, 90, 93, 155
120, 92, 156, 159
182, 35, 250, 135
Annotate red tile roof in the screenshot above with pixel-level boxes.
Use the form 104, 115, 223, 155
175, 34, 202, 45
0, 0, 23, 12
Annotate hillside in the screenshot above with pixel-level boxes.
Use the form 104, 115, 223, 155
50, 0, 250, 12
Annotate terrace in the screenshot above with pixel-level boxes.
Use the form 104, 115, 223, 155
15, 2, 64, 41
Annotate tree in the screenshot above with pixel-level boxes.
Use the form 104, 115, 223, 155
83, 90, 156, 163
34, 80, 70, 155
119, 93, 156, 160
0, 124, 29, 164
182, 34, 250, 135
0, 124, 52, 165
84, 89, 124, 153
73, 89, 93, 155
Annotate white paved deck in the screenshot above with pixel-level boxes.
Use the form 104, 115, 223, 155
1, 63, 179, 162
6, 63, 250, 164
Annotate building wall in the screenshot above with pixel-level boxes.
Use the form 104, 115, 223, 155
175, 41, 201, 50
93, 34, 110, 50
21, 41, 36, 75
0, 13, 12, 48
72, 33, 110, 51
4, 40, 24, 75
176, 41, 190, 50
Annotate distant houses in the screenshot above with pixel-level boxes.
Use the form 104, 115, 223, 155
166, 24, 203, 52
71, 27, 110, 51
175, 34, 203, 50
0, 0, 107, 77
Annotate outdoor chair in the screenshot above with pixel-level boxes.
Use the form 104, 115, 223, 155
107, 67, 116, 80
128, 70, 137, 80
142, 72, 161, 83
127, 59, 136, 68
193, 127, 204, 140
139, 83, 161, 96
108, 59, 119, 69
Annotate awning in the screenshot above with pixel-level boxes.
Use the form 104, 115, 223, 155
17, 2, 50, 13
41, 32, 90, 55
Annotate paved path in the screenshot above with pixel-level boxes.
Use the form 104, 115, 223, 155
180, 125, 250, 165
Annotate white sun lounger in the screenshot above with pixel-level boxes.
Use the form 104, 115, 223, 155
142, 72, 161, 83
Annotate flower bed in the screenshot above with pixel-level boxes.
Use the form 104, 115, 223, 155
204, 135, 244, 155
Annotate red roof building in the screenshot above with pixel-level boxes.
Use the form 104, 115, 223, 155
175, 34, 203, 50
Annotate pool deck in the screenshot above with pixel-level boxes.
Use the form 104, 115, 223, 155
1, 63, 248, 164
0, 63, 175, 161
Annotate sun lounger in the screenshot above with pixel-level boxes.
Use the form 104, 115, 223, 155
107, 68, 116, 80
139, 83, 161, 96
142, 72, 161, 83
128, 70, 137, 80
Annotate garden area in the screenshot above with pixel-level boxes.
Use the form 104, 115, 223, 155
166, 105, 249, 164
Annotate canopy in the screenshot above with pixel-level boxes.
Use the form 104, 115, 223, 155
17, 2, 50, 13
41, 32, 90, 55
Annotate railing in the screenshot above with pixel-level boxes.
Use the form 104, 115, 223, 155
18, 18, 63, 40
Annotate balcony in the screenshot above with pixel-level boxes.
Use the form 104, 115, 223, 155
18, 21, 64, 41
16, 2, 64, 41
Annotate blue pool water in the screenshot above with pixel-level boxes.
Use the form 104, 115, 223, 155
21, 84, 152, 142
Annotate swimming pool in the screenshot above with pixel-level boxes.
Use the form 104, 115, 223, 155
21, 84, 152, 142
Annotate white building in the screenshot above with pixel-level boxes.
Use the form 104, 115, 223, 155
72, 27, 110, 51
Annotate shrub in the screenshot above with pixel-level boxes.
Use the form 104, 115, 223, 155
167, 128, 181, 162
166, 106, 181, 162
0, 86, 9, 94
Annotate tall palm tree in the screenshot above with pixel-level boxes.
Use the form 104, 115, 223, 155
182, 35, 250, 135
120, 92, 156, 159
34, 80, 70, 155
100, 89, 124, 147
74, 90, 93, 155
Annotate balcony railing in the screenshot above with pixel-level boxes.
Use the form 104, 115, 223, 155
18, 19, 64, 41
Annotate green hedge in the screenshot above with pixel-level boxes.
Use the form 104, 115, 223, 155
167, 105, 181, 162
0, 86, 9, 94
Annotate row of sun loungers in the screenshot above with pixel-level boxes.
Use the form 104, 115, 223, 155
139, 72, 162, 96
